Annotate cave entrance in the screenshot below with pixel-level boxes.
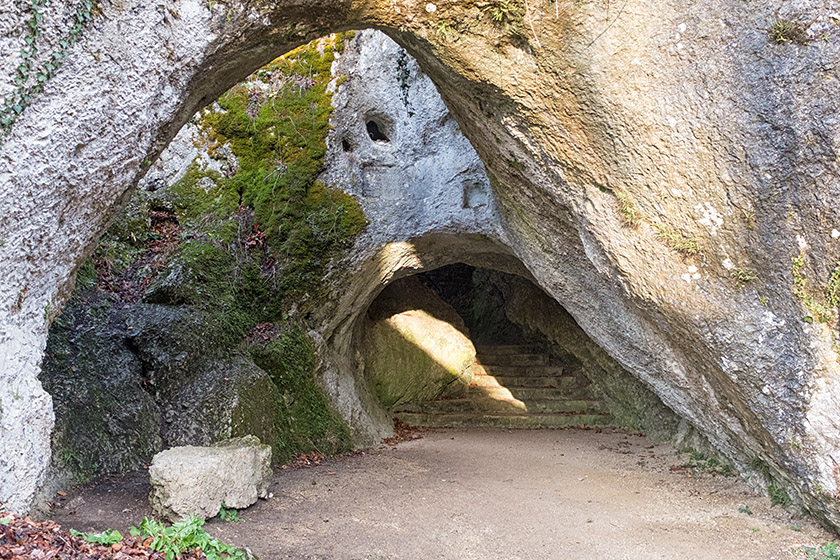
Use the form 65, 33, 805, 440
361, 263, 613, 429
32, 30, 682, 514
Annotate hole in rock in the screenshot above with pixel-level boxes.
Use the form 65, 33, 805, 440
342, 138, 352, 152
366, 119, 389, 142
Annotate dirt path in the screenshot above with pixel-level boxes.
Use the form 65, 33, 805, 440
51, 428, 838, 559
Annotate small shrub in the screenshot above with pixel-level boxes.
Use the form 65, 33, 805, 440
768, 482, 791, 508
770, 19, 810, 45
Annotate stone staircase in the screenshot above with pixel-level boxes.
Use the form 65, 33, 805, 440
394, 345, 613, 428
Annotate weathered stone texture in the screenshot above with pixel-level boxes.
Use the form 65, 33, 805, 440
1, 0, 839, 532
34, 300, 284, 507
362, 275, 475, 409
149, 435, 272, 522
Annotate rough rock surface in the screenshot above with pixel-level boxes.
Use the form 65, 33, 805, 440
149, 436, 272, 522
1, 0, 839, 534
490, 271, 685, 441
35, 300, 284, 506
362, 275, 475, 409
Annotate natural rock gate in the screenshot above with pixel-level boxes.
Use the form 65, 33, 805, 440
1, 0, 840, 532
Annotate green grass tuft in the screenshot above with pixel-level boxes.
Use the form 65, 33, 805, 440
770, 19, 810, 45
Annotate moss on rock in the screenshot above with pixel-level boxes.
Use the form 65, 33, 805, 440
362, 276, 475, 409
249, 324, 352, 462
43, 35, 364, 487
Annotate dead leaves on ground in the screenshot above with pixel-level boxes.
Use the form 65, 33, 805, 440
0, 514, 205, 559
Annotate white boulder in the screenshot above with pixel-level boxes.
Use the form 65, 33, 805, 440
149, 435, 272, 522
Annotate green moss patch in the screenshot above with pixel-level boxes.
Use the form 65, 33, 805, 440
47, 35, 366, 483
249, 324, 352, 462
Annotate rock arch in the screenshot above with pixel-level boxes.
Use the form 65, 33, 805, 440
2, 0, 840, 532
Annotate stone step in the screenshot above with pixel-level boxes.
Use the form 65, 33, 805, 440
474, 344, 541, 355
469, 375, 554, 388
474, 353, 549, 367
394, 412, 614, 429
469, 374, 579, 389
467, 385, 571, 400
396, 398, 606, 415
475, 365, 565, 377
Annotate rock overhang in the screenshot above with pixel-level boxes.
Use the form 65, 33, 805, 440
0, 0, 838, 532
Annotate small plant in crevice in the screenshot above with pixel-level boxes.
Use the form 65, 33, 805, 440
610, 191, 702, 257
218, 501, 241, 522
791, 254, 838, 324
826, 263, 840, 309
750, 456, 771, 478
1, 0, 97, 140
769, 482, 792, 507
742, 209, 756, 229
615, 192, 644, 228
750, 456, 794, 510
479, 0, 524, 32
731, 268, 758, 287
433, 21, 454, 41
769, 18, 810, 45
652, 222, 699, 257
678, 449, 734, 477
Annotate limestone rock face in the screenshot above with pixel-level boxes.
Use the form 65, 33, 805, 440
1, 0, 840, 533
363, 276, 475, 409
34, 299, 284, 507
149, 436, 272, 522
321, 30, 501, 247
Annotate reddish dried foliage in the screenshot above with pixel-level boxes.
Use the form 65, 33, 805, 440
244, 322, 281, 344
0, 514, 205, 560
290, 452, 326, 468
95, 210, 181, 303
381, 418, 422, 447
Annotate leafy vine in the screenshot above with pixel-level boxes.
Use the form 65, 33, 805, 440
1, 0, 96, 140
